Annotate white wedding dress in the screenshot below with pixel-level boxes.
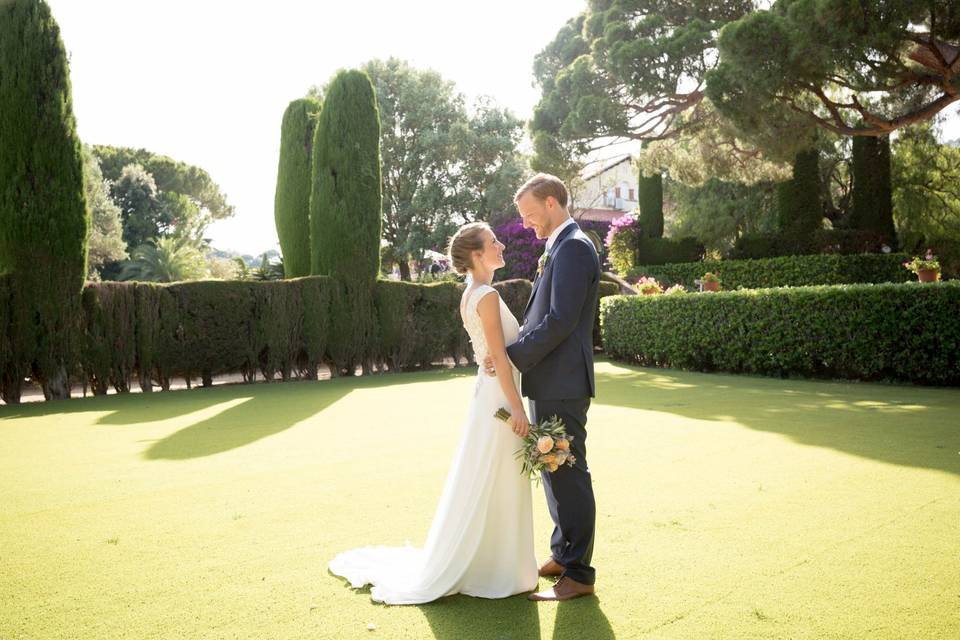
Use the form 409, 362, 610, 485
327, 283, 538, 604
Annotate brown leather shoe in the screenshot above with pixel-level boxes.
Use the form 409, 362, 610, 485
538, 557, 564, 578
527, 576, 595, 601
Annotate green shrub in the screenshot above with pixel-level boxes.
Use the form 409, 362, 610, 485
776, 147, 822, 238
81, 283, 136, 395
0, 0, 90, 400
374, 279, 423, 372
636, 237, 704, 266
601, 281, 960, 385
132, 283, 163, 392
275, 98, 322, 278
851, 135, 896, 245
729, 229, 889, 259
626, 253, 913, 289
310, 69, 382, 375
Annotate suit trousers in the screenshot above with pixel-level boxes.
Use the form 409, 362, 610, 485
528, 396, 596, 585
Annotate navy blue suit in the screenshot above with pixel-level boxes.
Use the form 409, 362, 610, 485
506, 221, 600, 585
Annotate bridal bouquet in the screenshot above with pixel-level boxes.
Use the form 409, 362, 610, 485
494, 408, 576, 485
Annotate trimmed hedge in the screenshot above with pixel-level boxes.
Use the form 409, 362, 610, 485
0, 276, 622, 404
601, 281, 960, 385
728, 229, 889, 260
626, 253, 915, 290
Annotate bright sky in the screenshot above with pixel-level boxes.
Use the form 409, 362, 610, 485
50, 0, 960, 256
49, 0, 587, 256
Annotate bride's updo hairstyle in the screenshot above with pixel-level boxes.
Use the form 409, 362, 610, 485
447, 222, 491, 275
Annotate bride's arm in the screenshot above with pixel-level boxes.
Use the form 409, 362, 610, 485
476, 291, 530, 437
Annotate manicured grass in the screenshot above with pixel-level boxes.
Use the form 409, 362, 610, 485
1, 358, 958, 639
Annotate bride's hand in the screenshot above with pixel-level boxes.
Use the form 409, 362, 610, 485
483, 354, 496, 377
509, 405, 530, 438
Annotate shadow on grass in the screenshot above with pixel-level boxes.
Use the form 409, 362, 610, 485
327, 568, 615, 640
594, 358, 960, 477
0, 367, 475, 461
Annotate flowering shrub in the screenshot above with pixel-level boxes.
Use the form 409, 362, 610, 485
903, 250, 940, 274
606, 213, 642, 274
494, 220, 545, 282
663, 284, 687, 295
633, 276, 663, 295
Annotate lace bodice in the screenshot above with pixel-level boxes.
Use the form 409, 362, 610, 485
460, 284, 521, 365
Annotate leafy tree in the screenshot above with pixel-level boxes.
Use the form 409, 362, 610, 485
314, 59, 525, 280
109, 164, 175, 249
0, 0, 89, 401
891, 121, 960, 248
637, 99, 792, 185
93, 145, 234, 220
707, 0, 960, 156
667, 177, 780, 254
310, 69, 382, 375
777, 147, 824, 238
274, 97, 322, 278
530, 2, 756, 160
81, 145, 127, 281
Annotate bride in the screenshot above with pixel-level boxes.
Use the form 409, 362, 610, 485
327, 221, 539, 604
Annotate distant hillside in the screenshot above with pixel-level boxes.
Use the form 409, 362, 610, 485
208, 247, 281, 268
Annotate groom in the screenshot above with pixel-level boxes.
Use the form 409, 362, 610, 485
484, 173, 600, 602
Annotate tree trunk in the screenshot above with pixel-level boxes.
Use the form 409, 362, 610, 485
398, 259, 411, 281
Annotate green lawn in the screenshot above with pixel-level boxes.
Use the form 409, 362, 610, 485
2, 358, 958, 639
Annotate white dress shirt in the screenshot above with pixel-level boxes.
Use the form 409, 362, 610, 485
545, 216, 577, 253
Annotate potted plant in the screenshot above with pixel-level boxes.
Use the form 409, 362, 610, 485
903, 250, 941, 283
633, 276, 663, 295
700, 272, 721, 292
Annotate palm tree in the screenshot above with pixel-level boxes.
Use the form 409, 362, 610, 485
119, 236, 210, 282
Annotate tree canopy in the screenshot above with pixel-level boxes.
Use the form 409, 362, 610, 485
530, 0, 756, 170
706, 0, 960, 158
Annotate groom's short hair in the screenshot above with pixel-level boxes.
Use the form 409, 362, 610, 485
514, 173, 569, 209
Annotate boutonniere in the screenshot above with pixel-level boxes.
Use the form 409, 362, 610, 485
537, 251, 550, 277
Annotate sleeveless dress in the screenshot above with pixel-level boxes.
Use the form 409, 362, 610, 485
327, 283, 538, 604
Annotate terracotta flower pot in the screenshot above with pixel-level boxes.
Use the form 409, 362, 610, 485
917, 268, 941, 283
641, 289, 659, 296
702, 280, 720, 292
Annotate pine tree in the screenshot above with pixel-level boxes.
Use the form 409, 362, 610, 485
0, 0, 90, 401
274, 97, 322, 278
309, 69, 382, 375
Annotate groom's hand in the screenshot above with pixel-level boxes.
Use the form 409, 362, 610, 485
483, 355, 496, 377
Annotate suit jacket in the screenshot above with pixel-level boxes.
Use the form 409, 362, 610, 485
506, 221, 600, 400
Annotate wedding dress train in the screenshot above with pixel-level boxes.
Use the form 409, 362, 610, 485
327, 283, 538, 604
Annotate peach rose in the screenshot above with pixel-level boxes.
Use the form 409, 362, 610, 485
555, 438, 570, 451
548, 462, 559, 472
536, 435, 555, 454
540, 454, 556, 465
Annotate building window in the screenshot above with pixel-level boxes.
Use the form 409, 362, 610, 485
629, 188, 635, 201
615, 187, 621, 198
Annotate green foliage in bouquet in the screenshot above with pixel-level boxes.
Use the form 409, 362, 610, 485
495, 408, 576, 486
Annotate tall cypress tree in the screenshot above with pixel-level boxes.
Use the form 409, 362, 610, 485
851, 135, 896, 246
776, 147, 822, 241
274, 97, 322, 278
309, 70, 382, 375
637, 172, 664, 239
0, 0, 89, 401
